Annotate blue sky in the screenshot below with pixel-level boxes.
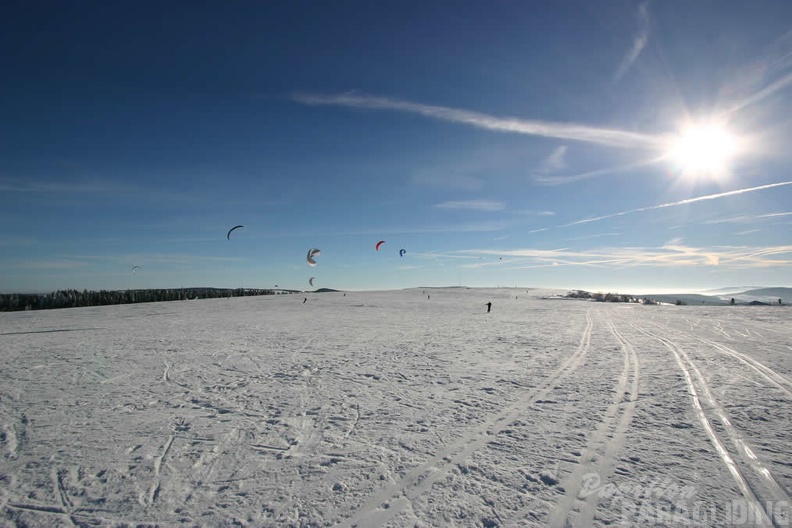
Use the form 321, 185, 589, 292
2, 0, 792, 293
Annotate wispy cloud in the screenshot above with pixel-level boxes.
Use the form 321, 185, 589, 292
290, 222, 510, 238
455, 244, 792, 270
704, 215, 753, 225
415, 250, 465, 269
57, 253, 246, 268
410, 170, 485, 191
705, 211, 792, 224
513, 209, 556, 217
537, 145, 568, 174
0, 236, 37, 247
534, 155, 666, 185
613, 2, 650, 83
564, 181, 792, 227
292, 93, 665, 150
765, 30, 792, 72
726, 72, 792, 115
0, 179, 135, 194
0, 259, 90, 271
563, 232, 621, 242
433, 200, 506, 212
725, 30, 792, 116
759, 211, 792, 219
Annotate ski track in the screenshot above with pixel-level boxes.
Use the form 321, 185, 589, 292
633, 322, 789, 527
146, 433, 175, 506
657, 324, 792, 400
342, 310, 594, 527
546, 319, 640, 528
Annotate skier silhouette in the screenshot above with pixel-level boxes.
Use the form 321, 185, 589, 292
486, 301, 492, 313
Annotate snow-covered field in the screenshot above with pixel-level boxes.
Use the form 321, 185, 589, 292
0, 288, 790, 527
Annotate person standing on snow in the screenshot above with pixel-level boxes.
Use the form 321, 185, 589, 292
486, 301, 492, 313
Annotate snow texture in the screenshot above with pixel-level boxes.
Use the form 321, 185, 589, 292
0, 288, 790, 527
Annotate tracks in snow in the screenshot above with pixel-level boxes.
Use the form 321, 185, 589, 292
342, 311, 594, 527
634, 323, 790, 527
664, 326, 792, 400
547, 320, 640, 528
665, 316, 791, 398
145, 434, 175, 506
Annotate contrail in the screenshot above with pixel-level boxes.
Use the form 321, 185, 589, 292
759, 211, 792, 218
292, 93, 666, 150
565, 181, 792, 227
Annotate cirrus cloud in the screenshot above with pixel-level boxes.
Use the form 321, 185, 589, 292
292, 93, 666, 150
432, 200, 506, 212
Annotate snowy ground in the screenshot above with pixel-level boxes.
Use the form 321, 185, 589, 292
0, 288, 790, 527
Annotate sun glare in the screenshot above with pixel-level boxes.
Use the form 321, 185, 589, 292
667, 123, 740, 179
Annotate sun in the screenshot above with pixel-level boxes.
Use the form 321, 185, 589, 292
667, 122, 741, 180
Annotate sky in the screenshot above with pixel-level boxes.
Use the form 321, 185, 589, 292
2, 0, 792, 294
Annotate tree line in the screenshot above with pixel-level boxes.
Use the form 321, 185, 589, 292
565, 290, 657, 304
0, 287, 277, 312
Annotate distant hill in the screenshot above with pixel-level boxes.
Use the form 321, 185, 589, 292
637, 293, 729, 306
701, 286, 763, 295
633, 287, 791, 306
729, 287, 792, 304
416, 286, 471, 289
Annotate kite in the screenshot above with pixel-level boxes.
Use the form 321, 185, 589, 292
227, 225, 244, 240
309, 277, 315, 287
375, 240, 385, 251
399, 249, 406, 257
307, 248, 321, 266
